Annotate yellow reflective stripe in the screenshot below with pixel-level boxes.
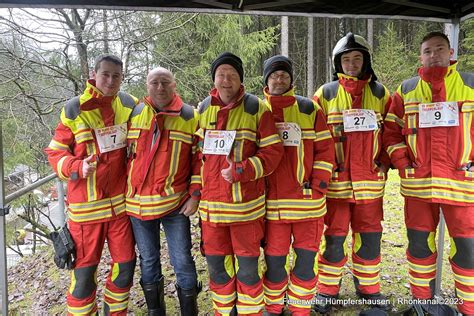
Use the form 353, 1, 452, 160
86, 142, 97, 202
353, 263, 380, 274
461, 111, 473, 165
288, 282, 316, 296
387, 142, 407, 157
266, 208, 326, 221
327, 190, 354, 199
164, 141, 181, 196
319, 264, 343, 275
69, 194, 125, 210
354, 191, 384, 200
328, 181, 352, 190
266, 198, 325, 209
302, 130, 316, 139
211, 291, 237, 304
169, 130, 193, 144
105, 300, 128, 312
200, 207, 265, 223
259, 134, 281, 147
405, 104, 419, 114
126, 192, 185, 216
236, 130, 257, 142
127, 129, 140, 139
126, 159, 135, 196
190, 175, 201, 185
225, 254, 235, 279
296, 140, 304, 184
286, 295, 313, 309
401, 186, 474, 203
456, 288, 474, 301
385, 112, 405, 127
372, 128, 381, 163
232, 182, 243, 203
68, 301, 96, 314
407, 114, 417, 159
57, 156, 69, 180
327, 113, 343, 124
409, 262, 436, 274
104, 288, 129, 301
248, 156, 264, 179
75, 130, 94, 143
409, 275, 432, 287
236, 304, 264, 314
213, 305, 234, 315
264, 296, 285, 305
335, 140, 344, 164
454, 273, 474, 286
315, 130, 332, 141
462, 102, 474, 111
49, 139, 70, 151
200, 195, 265, 212
111, 262, 120, 282
237, 291, 264, 305
263, 284, 287, 296
402, 177, 474, 191
356, 274, 380, 285
319, 274, 341, 285
313, 161, 333, 173
352, 181, 385, 190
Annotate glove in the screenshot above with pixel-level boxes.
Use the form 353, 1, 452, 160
49, 225, 76, 270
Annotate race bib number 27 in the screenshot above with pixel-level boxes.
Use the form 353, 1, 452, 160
343, 109, 378, 132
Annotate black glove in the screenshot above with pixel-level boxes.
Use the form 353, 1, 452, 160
49, 225, 76, 270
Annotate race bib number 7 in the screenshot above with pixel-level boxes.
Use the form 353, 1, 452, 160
202, 130, 236, 155
343, 109, 378, 132
94, 123, 127, 153
418, 102, 459, 128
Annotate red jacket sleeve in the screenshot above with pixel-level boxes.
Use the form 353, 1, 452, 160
232, 108, 284, 183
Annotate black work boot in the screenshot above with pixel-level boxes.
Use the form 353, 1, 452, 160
356, 292, 392, 312
312, 293, 338, 314
177, 282, 202, 316
140, 276, 166, 316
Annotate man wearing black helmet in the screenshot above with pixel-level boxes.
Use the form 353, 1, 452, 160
312, 33, 392, 314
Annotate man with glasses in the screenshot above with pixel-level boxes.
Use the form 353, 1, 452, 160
261, 55, 335, 315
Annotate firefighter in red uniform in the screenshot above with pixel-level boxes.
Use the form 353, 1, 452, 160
383, 31, 474, 316
191, 52, 284, 315
261, 55, 335, 316
46, 54, 137, 315
312, 33, 392, 314
126, 67, 200, 315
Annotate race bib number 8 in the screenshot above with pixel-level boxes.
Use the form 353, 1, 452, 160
94, 123, 127, 153
203, 130, 236, 155
276, 122, 301, 146
343, 109, 378, 132
418, 102, 459, 128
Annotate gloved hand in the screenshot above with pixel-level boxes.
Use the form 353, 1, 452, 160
49, 225, 76, 270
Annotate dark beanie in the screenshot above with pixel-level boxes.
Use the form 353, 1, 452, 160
263, 55, 293, 85
211, 52, 244, 82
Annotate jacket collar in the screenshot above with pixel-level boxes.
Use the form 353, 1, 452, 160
263, 86, 296, 110
145, 94, 183, 116
418, 61, 457, 83
210, 85, 245, 109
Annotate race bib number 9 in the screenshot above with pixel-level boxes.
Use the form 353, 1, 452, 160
203, 130, 236, 155
343, 109, 378, 132
276, 122, 301, 146
418, 102, 459, 128
94, 123, 127, 153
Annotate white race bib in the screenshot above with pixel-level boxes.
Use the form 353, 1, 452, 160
94, 123, 127, 153
202, 130, 236, 155
276, 122, 301, 146
343, 109, 378, 132
418, 102, 459, 128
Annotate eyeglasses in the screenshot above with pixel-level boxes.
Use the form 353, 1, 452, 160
269, 73, 291, 80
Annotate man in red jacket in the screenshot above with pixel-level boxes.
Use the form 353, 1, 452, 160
192, 52, 284, 315
384, 31, 474, 316
126, 67, 200, 315
261, 55, 335, 316
46, 54, 137, 315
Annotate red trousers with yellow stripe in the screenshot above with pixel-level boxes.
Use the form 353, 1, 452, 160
67, 216, 136, 316
405, 198, 474, 315
202, 219, 264, 316
263, 219, 324, 316
317, 199, 383, 296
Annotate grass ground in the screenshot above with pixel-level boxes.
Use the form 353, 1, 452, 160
8, 170, 457, 315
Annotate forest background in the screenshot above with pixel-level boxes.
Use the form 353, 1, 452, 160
1, 8, 473, 314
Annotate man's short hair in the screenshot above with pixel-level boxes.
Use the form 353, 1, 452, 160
94, 54, 123, 72
421, 31, 450, 47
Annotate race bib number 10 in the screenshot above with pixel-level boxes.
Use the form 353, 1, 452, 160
94, 123, 127, 153
418, 102, 459, 128
203, 130, 236, 155
343, 109, 378, 132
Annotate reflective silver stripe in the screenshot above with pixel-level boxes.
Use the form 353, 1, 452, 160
199, 195, 265, 211
169, 130, 193, 144
267, 198, 325, 209
353, 263, 380, 273
409, 262, 436, 273
385, 112, 405, 127
248, 156, 264, 179
454, 274, 474, 286
211, 291, 236, 304
259, 134, 281, 147
409, 275, 432, 287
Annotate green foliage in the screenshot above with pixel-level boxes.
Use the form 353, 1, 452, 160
372, 22, 420, 92
459, 19, 474, 72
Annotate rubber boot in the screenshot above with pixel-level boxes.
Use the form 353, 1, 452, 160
177, 282, 202, 316
140, 276, 166, 316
